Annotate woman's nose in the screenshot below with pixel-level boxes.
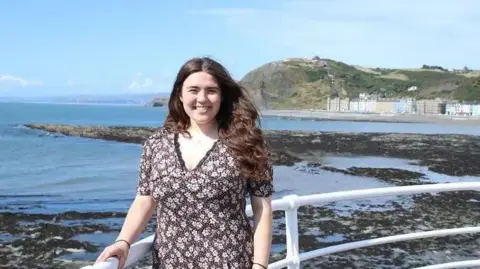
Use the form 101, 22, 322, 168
197, 90, 208, 102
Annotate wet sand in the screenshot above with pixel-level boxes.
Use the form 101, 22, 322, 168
261, 110, 480, 126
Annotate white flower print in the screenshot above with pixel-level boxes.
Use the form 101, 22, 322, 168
137, 128, 274, 269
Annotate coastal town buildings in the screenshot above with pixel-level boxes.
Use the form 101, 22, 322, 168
416, 99, 446, 114
473, 103, 480, 116
326, 97, 349, 111
327, 95, 478, 116
446, 102, 480, 116
348, 98, 377, 113
460, 103, 473, 115
396, 99, 416, 114
329, 96, 378, 113
375, 100, 396, 114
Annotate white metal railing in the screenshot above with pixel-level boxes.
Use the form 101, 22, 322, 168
82, 181, 480, 269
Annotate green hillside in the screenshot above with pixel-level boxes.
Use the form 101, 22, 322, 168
239, 57, 480, 109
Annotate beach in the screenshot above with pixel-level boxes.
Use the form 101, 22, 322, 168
2, 123, 478, 268
1, 102, 479, 269
260, 109, 480, 125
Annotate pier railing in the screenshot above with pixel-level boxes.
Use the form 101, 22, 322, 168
81, 181, 480, 269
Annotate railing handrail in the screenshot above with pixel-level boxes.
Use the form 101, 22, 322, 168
80, 235, 154, 269
247, 181, 480, 215
300, 227, 480, 261
82, 181, 480, 269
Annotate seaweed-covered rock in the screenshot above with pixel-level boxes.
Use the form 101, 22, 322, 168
300, 163, 427, 186
24, 124, 480, 176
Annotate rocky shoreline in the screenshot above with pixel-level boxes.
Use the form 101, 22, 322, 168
24, 123, 480, 177
2, 191, 478, 268
300, 163, 428, 186
1, 123, 478, 268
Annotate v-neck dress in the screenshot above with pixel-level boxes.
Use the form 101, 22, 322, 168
136, 128, 274, 269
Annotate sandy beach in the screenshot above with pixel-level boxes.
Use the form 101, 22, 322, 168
260, 110, 480, 125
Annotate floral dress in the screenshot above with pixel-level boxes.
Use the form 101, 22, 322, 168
136, 128, 274, 269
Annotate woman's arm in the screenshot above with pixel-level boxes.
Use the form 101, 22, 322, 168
116, 195, 156, 244
251, 195, 273, 268
95, 195, 156, 268
117, 135, 157, 244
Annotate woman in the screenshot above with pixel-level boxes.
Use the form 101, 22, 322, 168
95, 57, 274, 269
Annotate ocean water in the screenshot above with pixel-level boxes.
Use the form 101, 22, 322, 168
1, 102, 480, 215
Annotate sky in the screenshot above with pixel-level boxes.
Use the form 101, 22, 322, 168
0, 0, 479, 97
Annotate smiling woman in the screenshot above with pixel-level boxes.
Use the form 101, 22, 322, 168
94, 57, 274, 269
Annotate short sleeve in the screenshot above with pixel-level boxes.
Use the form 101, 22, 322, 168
136, 138, 154, 196
247, 157, 274, 197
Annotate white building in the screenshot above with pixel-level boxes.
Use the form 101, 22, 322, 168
472, 104, 480, 116
446, 102, 474, 116
349, 98, 376, 112
445, 103, 457, 115
349, 99, 360, 112
327, 97, 350, 111
396, 99, 416, 114
460, 103, 473, 115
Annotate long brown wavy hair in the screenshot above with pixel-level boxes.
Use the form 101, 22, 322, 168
163, 57, 270, 181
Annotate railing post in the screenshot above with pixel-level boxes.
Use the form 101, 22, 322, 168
284, 195, 300, 269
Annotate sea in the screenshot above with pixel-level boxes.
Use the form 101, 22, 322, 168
1, 101, 480, 215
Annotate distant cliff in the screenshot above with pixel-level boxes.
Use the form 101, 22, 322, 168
239, 57, 480, 109
147, 97, 169, 107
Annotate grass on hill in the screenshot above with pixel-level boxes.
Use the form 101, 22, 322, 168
239, 58, 480, 109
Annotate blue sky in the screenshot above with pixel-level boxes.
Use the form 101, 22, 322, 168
1, 0, 479, 97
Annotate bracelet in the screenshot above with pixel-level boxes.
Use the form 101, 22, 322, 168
253, 262, 267, 269
115, 239, 131, 249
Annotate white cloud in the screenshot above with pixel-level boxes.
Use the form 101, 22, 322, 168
127, 71, 174, 92
67, 80, 75, 87
0, 74, 43, 88
128, 72, 154, 90
189, 0, 480, 68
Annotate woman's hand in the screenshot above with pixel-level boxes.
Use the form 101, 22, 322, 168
95, 240, 130, 269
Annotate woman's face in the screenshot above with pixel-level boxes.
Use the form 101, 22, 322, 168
180, 71, 222, 127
